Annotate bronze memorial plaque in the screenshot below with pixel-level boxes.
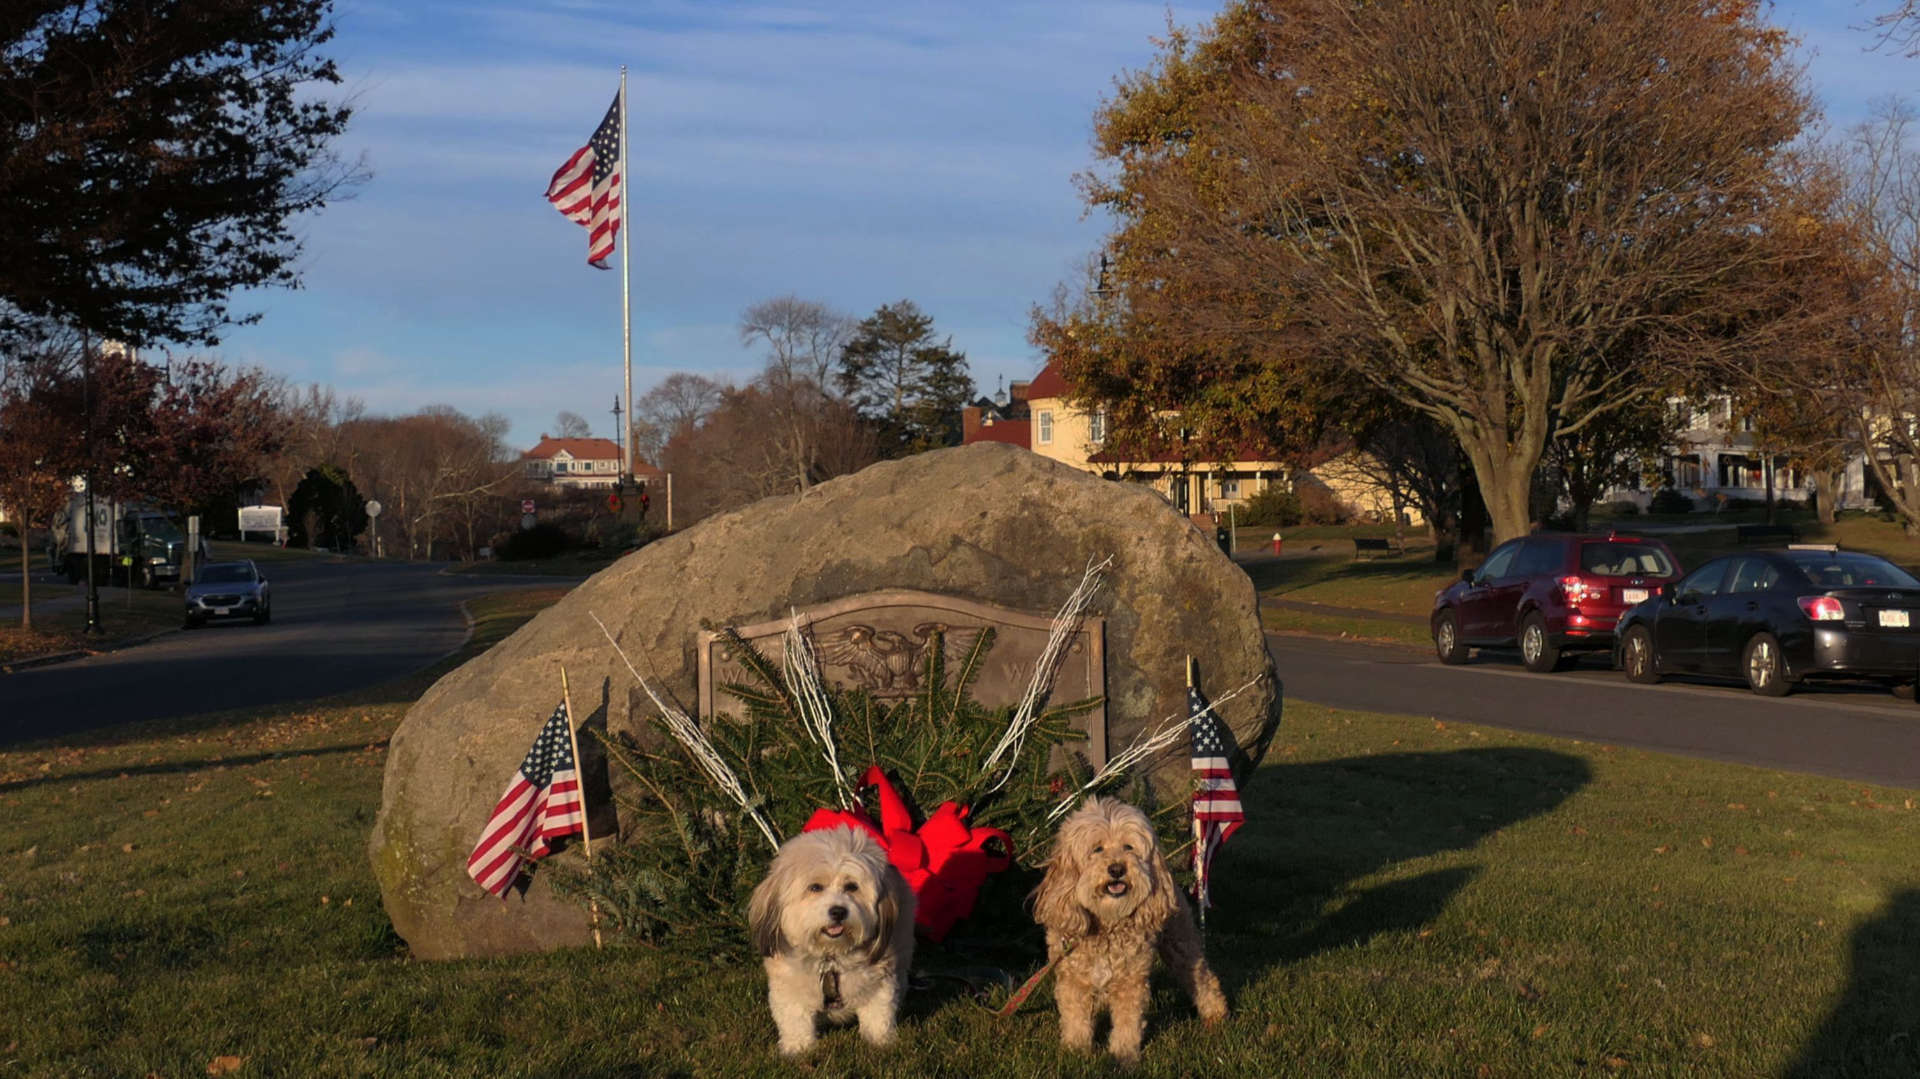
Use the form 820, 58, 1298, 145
697, 589, 1108, 767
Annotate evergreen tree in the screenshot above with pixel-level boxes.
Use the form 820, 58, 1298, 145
837, 301, 974, 455
0, 0, 358, 348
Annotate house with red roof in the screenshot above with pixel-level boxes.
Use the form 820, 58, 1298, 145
966, 362, 1293, 521
521, 435, 624, 490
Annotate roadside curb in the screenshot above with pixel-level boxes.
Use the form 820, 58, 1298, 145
0, 625, 181, 676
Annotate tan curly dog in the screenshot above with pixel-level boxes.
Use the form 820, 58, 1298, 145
1033, 797, 1228, 1063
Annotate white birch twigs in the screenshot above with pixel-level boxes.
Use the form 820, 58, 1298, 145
979, 555, 1114, 794
590, 611, 782, 851
782, 611, 853, 808
1044, 675, 1263, 825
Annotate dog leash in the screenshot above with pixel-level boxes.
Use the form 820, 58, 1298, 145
994, 940, 1077, 1019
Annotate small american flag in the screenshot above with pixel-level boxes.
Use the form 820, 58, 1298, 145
545, 92, 623, 268
467, 701, 585, 897
1189, 681, 1244, 916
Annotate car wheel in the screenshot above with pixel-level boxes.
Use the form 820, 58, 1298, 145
1520, 612, 1562, 673
1742, 632, 1792, 697
1434, 609, 1468, 665
1621, 625, 1660, 684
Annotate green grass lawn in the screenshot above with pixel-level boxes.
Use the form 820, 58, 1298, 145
4, 585, 1918, 1076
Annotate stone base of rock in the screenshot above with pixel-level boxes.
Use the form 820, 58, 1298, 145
369, 442, 1280, 960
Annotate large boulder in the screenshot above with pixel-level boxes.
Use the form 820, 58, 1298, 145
369, 442, 1280, 959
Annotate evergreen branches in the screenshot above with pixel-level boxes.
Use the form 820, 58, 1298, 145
565, 610, 1161, 957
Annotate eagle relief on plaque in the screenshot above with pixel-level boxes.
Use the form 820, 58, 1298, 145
696, 589, 1109, 767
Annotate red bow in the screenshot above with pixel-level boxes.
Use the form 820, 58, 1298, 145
802, 764, 1014, 941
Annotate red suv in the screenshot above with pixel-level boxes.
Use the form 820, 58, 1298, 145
1431, 532, 1683, 672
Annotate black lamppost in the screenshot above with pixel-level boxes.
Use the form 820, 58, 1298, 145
80, 332, 102, 635
610, 395, 625, 485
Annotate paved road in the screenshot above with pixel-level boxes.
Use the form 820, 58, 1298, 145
1267, 633, 1920, 789
0, 560, 570, 746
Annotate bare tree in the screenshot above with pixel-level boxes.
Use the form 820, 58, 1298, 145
1838, 100, 1920, 534
1871, 1, 1920, 54
340, 407, 516, 559
660, 382, 877, 525
633, 372, 727, 464
1070, 0, 1822, 542
553, 410, 593, 439
740, 296, 854, 389
739, 297, 859, 491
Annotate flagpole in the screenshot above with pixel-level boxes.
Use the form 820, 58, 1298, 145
1187, 654, 1206, 932
560, 665, 603, 949
618, 66, 633, 485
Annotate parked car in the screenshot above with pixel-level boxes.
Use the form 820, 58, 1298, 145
1431, 531, 1683, 672
1614, 545, 1920, 697
183, 560, 271, 628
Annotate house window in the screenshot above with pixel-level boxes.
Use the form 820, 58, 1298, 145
1219, 478, 1240, 499
554, 461, 568, 473
1089, 410, 1107, 444
1037, 410, 1054, 445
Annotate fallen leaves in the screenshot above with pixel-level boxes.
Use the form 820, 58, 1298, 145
207, 1055, 245, 1075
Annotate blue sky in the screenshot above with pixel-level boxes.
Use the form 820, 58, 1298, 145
212, 0, 1919, 453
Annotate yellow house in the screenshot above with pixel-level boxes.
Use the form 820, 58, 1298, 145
1014, 364, 1289, 520
1303, 449, 1429, 527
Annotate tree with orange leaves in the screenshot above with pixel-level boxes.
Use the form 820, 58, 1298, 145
1046, 0, 1827, 542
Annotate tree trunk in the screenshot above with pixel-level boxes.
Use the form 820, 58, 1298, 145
1466, 445, 1538, 545
1763, 456, 1776, 525
18, 528, 30, 632
1811, 469, 1838, 525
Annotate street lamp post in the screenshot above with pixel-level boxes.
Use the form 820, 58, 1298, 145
610, 395, 625, 484
81, 334, 102, 635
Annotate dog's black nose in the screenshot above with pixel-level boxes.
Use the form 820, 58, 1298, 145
827, 905, 848, 923
1107, 862, 1127, 879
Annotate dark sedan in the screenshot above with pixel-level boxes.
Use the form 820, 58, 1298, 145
1614, 545, 1920, 696
184, 560, 272, 628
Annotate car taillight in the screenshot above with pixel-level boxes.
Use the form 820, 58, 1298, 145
1559, 575, 1602, 606
1797, 596, 1845, 622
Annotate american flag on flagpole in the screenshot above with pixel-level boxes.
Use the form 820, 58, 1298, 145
544, 92, 623, 268
1189, 680, 1244, 916
467, 701, 586, 898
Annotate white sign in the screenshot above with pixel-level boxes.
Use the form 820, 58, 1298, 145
365, 500, 383, 518
237, 505, 282, 533
521, 499, 536, 514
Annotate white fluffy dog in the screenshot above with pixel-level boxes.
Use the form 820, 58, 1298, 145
1033, 797, 1227, 1063
747, 825, 916, 1055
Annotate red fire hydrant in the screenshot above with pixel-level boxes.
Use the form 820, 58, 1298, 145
1272, 532, 1284, 555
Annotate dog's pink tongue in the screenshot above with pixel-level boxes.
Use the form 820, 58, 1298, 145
823, 925, 846, 937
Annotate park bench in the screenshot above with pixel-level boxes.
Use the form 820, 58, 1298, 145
1734, 523, 1800, 545
1353, 536, 1404, 559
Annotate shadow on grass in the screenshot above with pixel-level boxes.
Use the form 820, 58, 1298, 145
0, 739, 383, 795
1784, 888, 1920, 1079
1206, 745, 1591, 989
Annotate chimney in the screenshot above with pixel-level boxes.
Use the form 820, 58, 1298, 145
962, 405, 982, 442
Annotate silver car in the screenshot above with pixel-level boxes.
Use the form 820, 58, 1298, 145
184, 560, 272, 627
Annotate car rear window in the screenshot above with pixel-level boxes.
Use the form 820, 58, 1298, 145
1579, 542, 1674, 577
1785, 552, 1920, 589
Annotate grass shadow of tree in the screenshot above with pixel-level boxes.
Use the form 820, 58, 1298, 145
1204, 746, 1591, 992
1783, 888, 1920, 1079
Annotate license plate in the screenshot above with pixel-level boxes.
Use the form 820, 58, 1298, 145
1623, 588, 1649, 604
1881, 609, 1911, 628
213, 607, 231, 615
